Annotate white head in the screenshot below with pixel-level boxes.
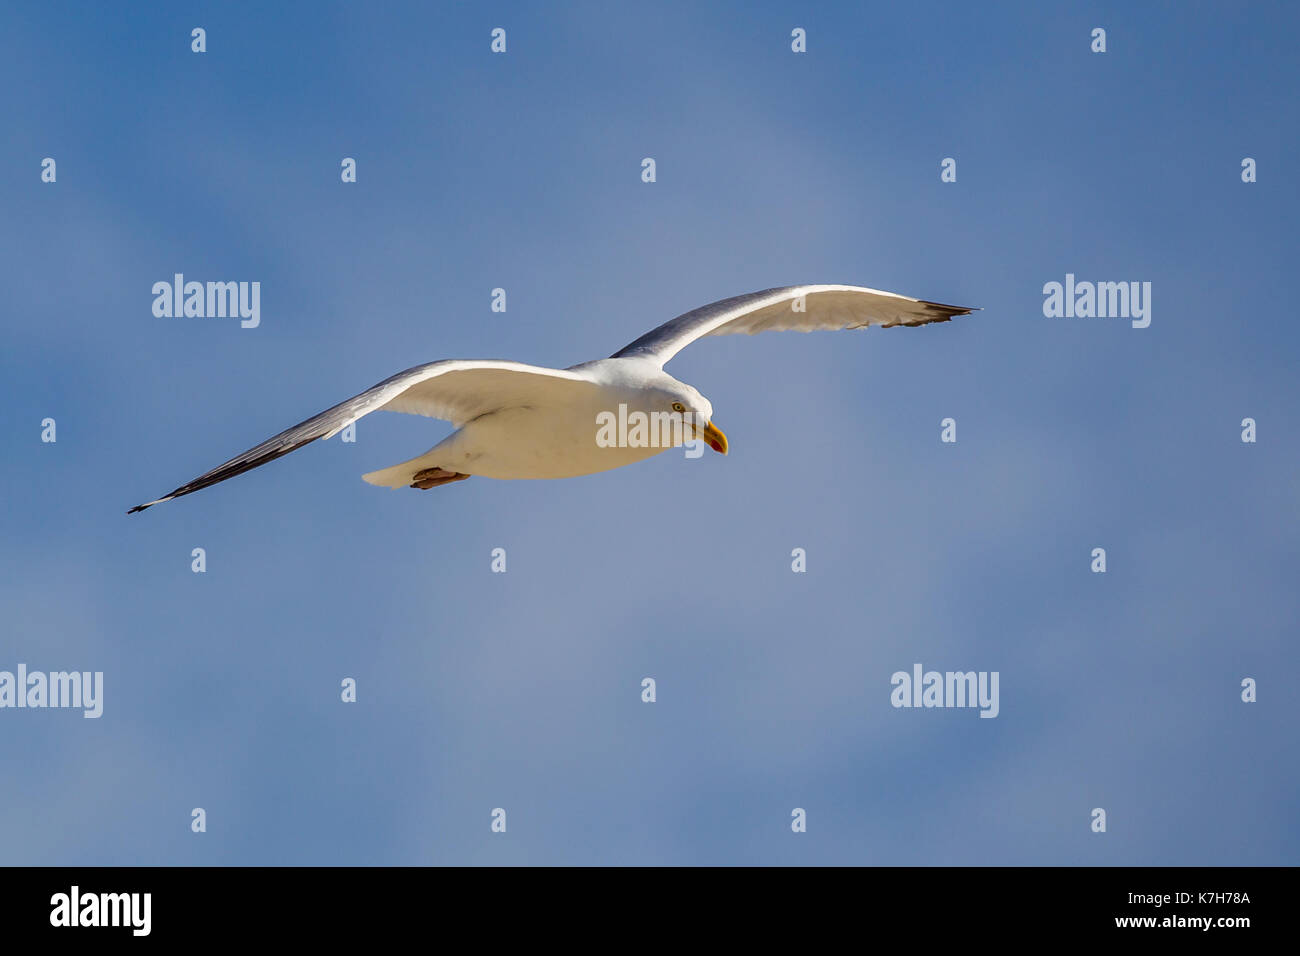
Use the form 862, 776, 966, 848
641, 375, 727, 454
581, 359, 730, 455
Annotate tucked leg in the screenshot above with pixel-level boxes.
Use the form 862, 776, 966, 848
410, 467, 471, 490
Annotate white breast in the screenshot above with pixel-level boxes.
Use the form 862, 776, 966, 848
434, 400, 670, 480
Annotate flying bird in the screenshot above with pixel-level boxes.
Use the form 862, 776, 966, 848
128, 284, 975, 513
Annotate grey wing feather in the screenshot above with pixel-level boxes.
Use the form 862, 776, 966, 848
126, 362, 441, 513
611, 284, 976, 366
127, 358, 592, 513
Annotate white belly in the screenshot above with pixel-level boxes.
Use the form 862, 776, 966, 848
433, 405, 670, 479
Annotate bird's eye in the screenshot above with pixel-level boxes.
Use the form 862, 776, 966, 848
671, 402, 685, 413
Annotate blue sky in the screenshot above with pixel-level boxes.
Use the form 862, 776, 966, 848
1, 1, 1296, 864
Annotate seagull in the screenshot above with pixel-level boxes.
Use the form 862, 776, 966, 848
128, 284, 975, 513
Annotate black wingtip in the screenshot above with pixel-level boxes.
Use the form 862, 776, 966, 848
919, 298, 980, 318
126, 503, 150, 515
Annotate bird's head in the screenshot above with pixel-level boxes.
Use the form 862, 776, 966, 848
655, 382, 727, 455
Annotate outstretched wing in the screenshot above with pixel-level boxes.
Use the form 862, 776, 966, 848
127, 360, 591, 513
611, 284, 976, 367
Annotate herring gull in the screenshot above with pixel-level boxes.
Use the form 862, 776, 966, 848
128, 284, 975, 513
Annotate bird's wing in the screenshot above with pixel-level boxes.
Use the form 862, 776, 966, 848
128, 360, 593, 513
610, 285, 976, 367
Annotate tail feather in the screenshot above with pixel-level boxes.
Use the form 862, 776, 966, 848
362, 450, 449, 489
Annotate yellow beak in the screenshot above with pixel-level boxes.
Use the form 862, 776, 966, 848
700, 420, 729, 455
